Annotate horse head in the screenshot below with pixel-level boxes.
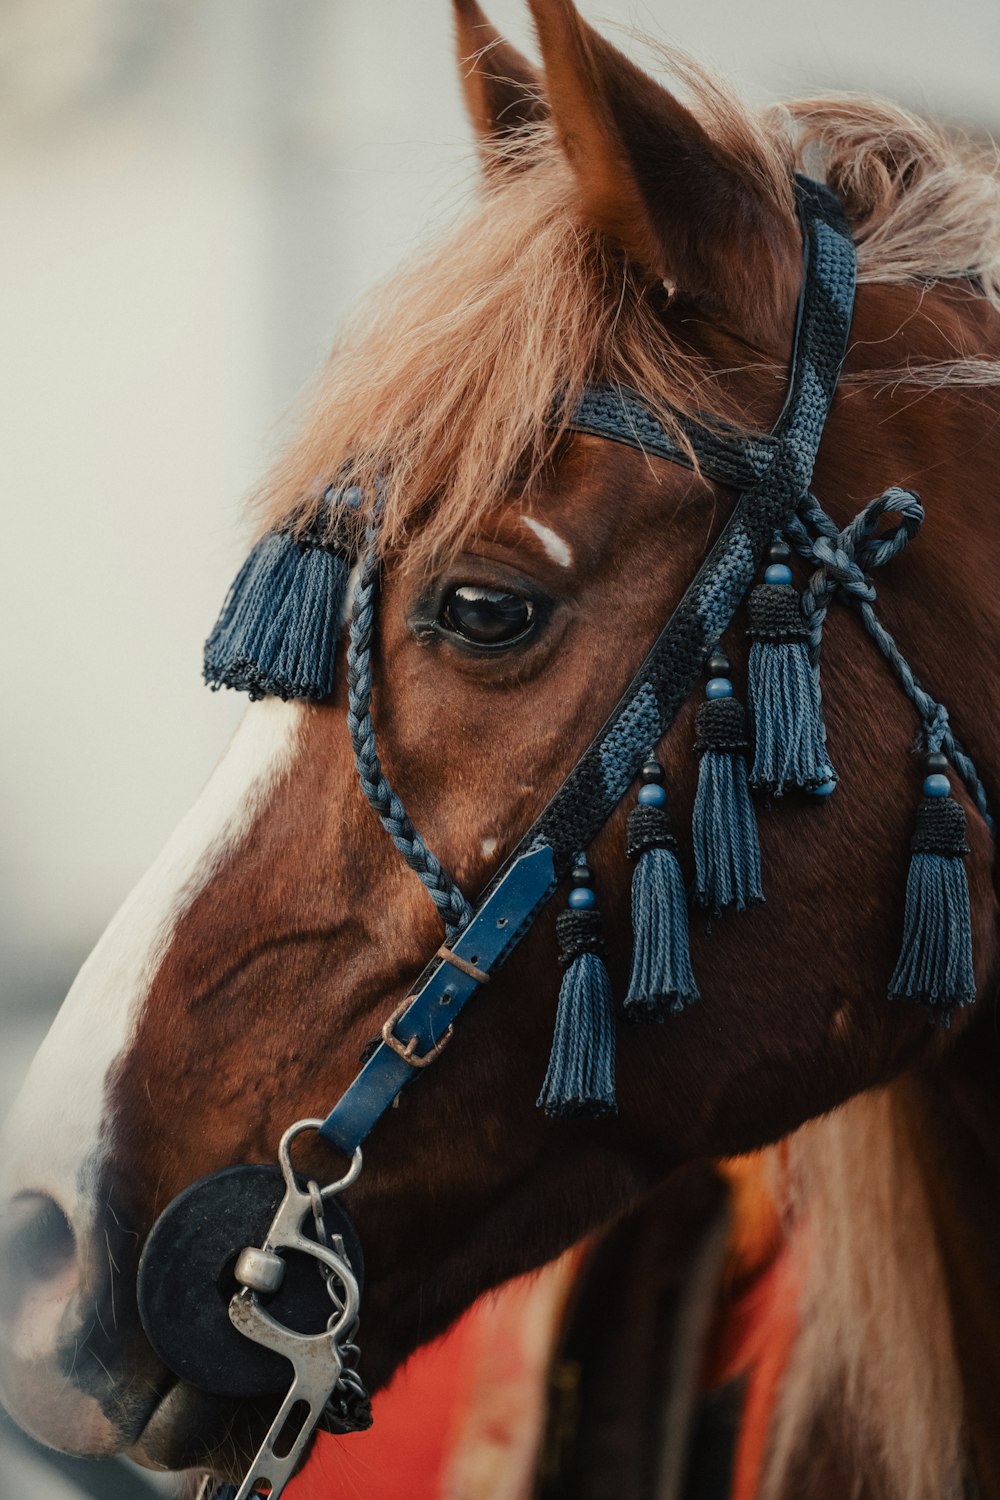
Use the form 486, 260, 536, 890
2, 0, 999, 1490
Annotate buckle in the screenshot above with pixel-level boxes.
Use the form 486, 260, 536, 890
381, 1000, 454, 1069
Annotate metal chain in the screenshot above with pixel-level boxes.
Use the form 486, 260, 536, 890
306, 1184, 372, 1435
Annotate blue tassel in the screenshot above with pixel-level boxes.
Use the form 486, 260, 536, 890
537, 863, 617, 1119
889, 775, 974, 1023
746, 560, 834, 796
204, 530, 299, 696
204, 489, 357, 701
624, 767, 698, 1020
692, 688, 763, 913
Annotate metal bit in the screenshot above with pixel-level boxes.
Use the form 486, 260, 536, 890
224, 1122, 366, 1500
227, 1293, 352, 1500
234, 1246, 286, 1296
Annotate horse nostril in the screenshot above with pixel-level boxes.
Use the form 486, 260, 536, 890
0, 1194, 78, 1326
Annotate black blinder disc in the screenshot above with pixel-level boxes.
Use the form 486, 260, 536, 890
137, 1163, 364, 1399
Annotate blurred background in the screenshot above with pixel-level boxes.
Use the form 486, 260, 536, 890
1, 0, 997, 1494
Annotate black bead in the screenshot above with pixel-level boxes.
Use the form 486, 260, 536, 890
768, 538, 791, 563
570, 862, 592, 887
641, 759, 665, 784
706, 650, 731, 677
923, 751, 949, 775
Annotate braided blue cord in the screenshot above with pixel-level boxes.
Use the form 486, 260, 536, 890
785, 489, 992, 827
346, 533, 473, 937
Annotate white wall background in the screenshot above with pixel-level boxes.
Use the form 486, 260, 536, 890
0, 3, 997, 1486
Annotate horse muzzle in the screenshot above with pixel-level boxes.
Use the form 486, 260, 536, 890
0, 1190, 147, 1455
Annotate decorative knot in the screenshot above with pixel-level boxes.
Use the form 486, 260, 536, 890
627, 804, 678, 860
779, 486, 991, 831
694, 696, 750, 756
555, 907, 606, 966
797, 486, 924, 614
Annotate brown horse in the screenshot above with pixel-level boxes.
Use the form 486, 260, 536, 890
2, 1, 1000, 1495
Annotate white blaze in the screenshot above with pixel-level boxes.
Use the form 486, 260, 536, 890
0, 699, 303, 1229
521, 516, 573, 568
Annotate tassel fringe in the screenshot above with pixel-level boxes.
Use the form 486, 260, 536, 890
537, 906, 617, 1119
692, 695, 763, 912
252, 544, 348, 701
624, 804, 698, 1020
204, 496, 355, 701
747, 581, 832, 795
889, 792, 974, 1023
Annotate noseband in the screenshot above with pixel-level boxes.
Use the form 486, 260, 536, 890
138, 177, 992, 1500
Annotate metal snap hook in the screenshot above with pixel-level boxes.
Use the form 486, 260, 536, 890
277, 1118, 363, 1200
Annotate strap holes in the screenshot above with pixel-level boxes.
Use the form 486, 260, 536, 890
496, 916, 508, 928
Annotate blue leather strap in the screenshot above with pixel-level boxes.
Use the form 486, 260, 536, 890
320, 845, 556, 1153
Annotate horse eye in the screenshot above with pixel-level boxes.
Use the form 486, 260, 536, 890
440, 585, 536, 647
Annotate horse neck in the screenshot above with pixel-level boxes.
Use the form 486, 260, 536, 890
903, 1017, 1000, 1497
761, 1020, 1000, 1500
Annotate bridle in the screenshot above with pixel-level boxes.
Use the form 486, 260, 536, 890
136, 176, 991, 1500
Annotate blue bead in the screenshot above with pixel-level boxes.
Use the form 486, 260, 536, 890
568, 885, 596, 909
764, 563, 793, 586
923, 773, 951, 798
638, 782, 667, 807
810, 779, 837, 798
705, 677, 733, 700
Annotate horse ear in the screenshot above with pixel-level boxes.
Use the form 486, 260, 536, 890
453, 0, 547, 158
526, 0, 800, 346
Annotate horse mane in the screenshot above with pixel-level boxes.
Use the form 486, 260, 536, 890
761, 1089, 966, 1499
257, 45, 1000, 570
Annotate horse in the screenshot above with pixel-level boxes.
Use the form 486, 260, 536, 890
2, 0, 1000, 1496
